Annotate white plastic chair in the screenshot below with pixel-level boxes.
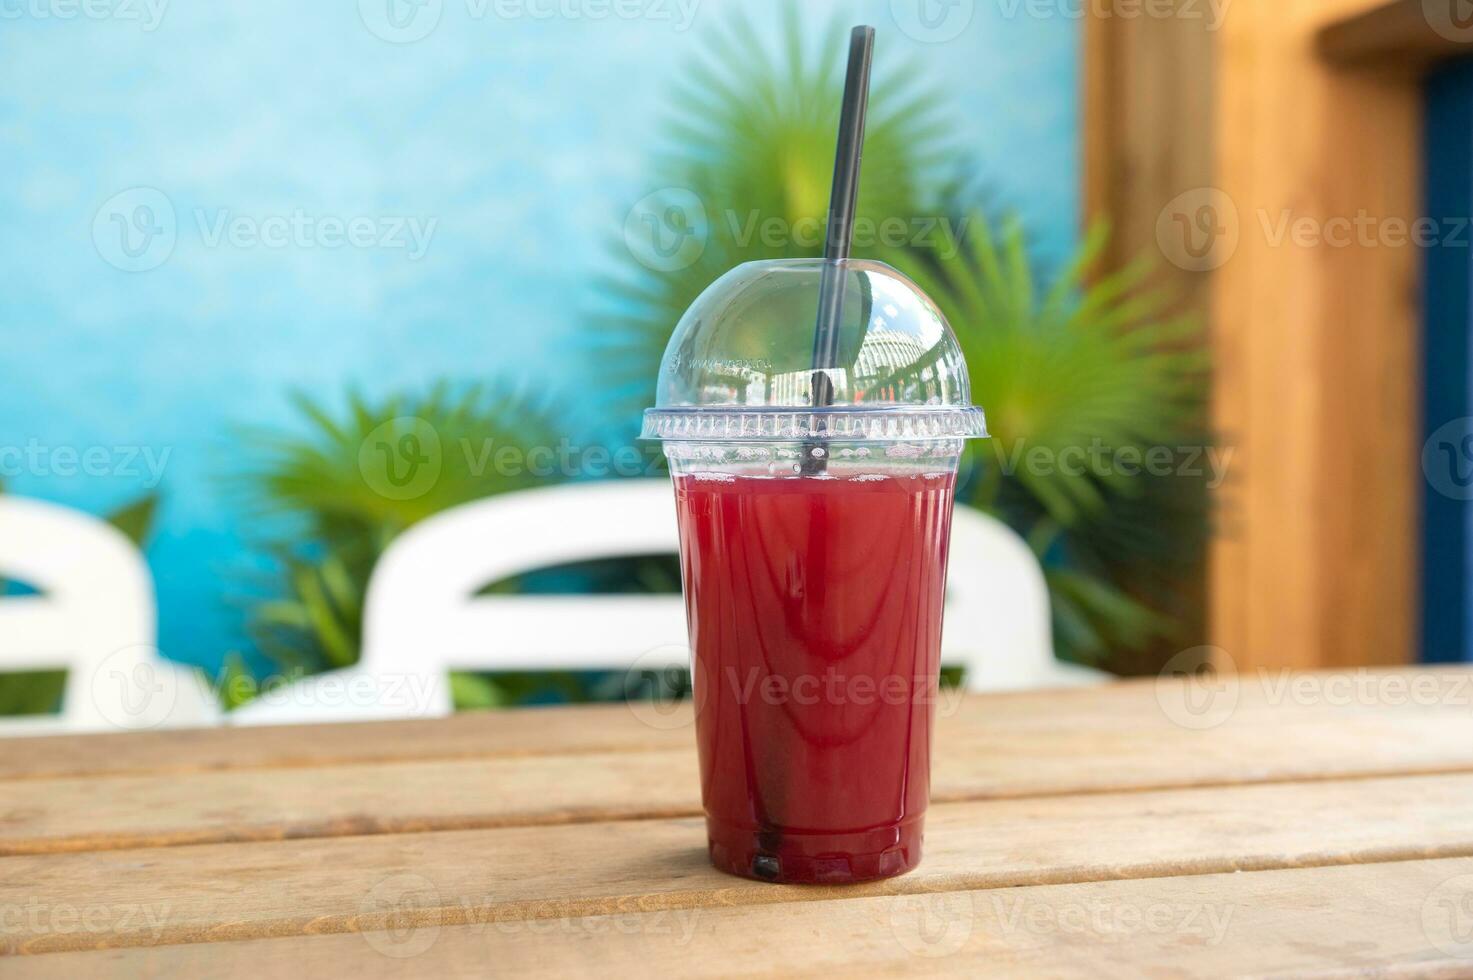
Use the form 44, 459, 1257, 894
0, 496, 218, 736
231, 480, 1103, 725
945, 506, 1104, 690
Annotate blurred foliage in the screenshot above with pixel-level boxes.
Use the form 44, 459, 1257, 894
888, 217, 1208, 665
224, 383, 575, 706
3, 13, 1208, 718
226, 385, 694, 709
598, 8, 960, 412
604, 14, 1209, 668
0, 478, 163, 715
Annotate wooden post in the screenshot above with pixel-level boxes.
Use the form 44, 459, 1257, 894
1085, 0, 1431, 670
1212, 0, 1422, 670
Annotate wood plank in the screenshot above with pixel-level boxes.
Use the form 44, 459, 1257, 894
8, 669, 1473, 854
0, 751, 698, 855
10, 857, 1473, 976
0, 702, 688, 781
7, 667, 1473, 782
3, 773, 1473, 954
1317, 0, 1472, 71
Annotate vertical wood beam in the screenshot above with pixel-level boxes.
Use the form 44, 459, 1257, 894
1082, 2, 1218, 667
1085, 0, 1421, 670
1211, 0, 1419, 669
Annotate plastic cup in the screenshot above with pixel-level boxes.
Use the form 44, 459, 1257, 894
642, 259, 987, 884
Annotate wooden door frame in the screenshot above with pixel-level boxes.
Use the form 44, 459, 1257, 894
1084, 0, 1462, 671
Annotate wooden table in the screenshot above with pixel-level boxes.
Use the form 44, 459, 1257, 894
6, 667, 1473, 977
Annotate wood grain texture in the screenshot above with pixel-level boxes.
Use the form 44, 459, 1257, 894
1211, 0, 1422, 670
0, 702, 687, 781
8, 670, 1473, 854
6, 670, 1473, 975
5, 773, 1473, 954
1084, 0, 1217, 306
11, 858, 1473, 977
1081, 1, 1217, 667
1317, 0, 1473, 69
9, 668, 1473, 780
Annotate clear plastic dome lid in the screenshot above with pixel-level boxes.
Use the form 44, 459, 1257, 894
641, 259, 987, 442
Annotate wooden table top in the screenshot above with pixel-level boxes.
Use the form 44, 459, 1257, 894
6, 666, 1473, 977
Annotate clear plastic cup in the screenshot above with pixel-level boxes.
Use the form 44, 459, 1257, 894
641, 259, 987, 884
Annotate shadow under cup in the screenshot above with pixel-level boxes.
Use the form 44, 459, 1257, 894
668, 443, 960, 884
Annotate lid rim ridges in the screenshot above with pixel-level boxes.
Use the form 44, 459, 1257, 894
639, 407, 988, 442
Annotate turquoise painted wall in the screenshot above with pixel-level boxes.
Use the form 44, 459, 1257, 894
0, 0, 1078, 670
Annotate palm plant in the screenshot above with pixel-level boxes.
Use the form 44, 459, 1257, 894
604, 14, 1209, 668
598, 8, 959, 413
888, 218, 1209, 664
225, 383, 567, 703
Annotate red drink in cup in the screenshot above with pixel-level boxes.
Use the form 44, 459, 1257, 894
643, 258, 987, 884
674, 472, 955, 881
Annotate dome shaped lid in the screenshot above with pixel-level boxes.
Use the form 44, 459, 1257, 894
640, 259, 987, 442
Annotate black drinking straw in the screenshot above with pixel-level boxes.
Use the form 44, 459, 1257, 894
748, 27, 878, 883
803, 25, 875, 475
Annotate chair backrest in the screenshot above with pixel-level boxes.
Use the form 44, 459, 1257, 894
0, 496, 216, 735
356, 480, 690, 717
346, 479, 1064, 719
942, 505, 1058, 689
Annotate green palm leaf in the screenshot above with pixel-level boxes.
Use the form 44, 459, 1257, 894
888, 214, 1208, 663
601, 14, 1210, 668
599, 11, 955, 412
224, 384, 566, 685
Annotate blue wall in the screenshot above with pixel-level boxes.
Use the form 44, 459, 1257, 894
1424, 59, 1473, 663
0, 0, 1078, 671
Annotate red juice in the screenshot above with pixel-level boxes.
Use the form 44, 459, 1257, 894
673, 471, 956, 884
